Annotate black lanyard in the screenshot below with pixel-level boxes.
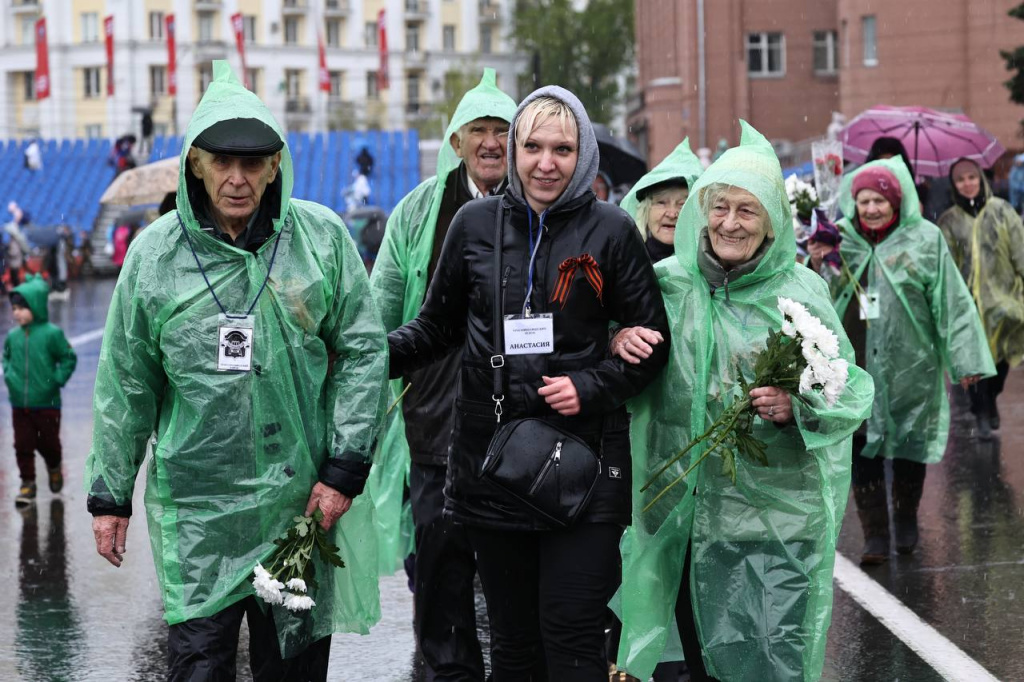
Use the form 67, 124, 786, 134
177, 212, 284, 320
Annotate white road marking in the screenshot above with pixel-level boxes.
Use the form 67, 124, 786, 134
833, 553, 1001, 682
0, 326, 105, 379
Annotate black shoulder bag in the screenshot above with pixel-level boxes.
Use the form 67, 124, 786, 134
478, 204, 602, 528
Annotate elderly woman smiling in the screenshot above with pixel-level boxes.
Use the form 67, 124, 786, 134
613, 123, 874, 682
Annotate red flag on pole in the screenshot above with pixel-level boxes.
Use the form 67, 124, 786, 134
34, 17, 50, 100
104, 16, 114, 96
377, 10, 389, 90
318, 31, 330, 93
166, 14, 177, 95
230, 13, 249, 89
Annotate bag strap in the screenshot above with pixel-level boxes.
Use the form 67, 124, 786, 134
491, 203, 506, 423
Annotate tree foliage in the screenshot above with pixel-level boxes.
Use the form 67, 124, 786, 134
1001, 2, 1024, 130
510, 0, 635, 124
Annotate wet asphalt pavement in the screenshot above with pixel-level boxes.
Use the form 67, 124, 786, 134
0, 277, 1021, 681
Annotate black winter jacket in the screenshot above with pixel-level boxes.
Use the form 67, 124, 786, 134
389, 190, 670, 530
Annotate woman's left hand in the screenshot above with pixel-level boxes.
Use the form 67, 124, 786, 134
539, 375, 581, 416
750, 386, 793, 424
959, 374, 982, 389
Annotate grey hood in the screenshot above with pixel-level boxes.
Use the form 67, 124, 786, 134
506, 85, 600, 214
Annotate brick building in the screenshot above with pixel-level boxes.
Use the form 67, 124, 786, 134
629, 0, 1024, 169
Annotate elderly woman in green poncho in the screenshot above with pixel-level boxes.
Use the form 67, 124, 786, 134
937, 157, 1024, 438
808, 158, 993, 566
612, 122, 874, 682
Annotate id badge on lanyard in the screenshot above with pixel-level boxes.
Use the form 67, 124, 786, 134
503, 313, 554, 355
217, 313, 256, 371
858, 290, 880, 321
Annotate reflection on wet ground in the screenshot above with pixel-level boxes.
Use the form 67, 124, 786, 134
0, 279, 1020, 680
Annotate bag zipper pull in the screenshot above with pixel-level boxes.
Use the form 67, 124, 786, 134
554, 441, 562, 465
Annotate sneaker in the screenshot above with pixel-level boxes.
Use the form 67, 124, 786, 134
48, 467, 64, 494
15, 481, 36, 507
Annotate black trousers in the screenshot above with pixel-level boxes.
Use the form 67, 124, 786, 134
674, 546, 720, 682
166, 596, 331, 682
969, 360, 1010, 420
409, 462, 485, 681
467, 523, 623, 682
851, 452, 926, 489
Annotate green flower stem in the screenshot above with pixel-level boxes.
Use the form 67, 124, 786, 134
641, 397, 751, 513
387, 383, 412, 417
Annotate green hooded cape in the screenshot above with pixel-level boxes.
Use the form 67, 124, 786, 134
367, 68, 516, 572
937, 162, 1024, 367
616, 122, 875, 681
3, 274, 77, 408
830, 158, 994, 463
619, 137, 704, 238
85, 62, 389, 654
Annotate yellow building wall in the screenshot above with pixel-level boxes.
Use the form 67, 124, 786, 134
73, 67, 108, 138
71, 0, 106, 44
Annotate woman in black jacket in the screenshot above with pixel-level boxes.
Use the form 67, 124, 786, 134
388, 87, 670, 680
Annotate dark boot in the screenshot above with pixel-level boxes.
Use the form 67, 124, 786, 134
892, 465, 926, 555
853, 483, 890, 565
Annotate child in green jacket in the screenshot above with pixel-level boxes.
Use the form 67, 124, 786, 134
3, 275, 77, 506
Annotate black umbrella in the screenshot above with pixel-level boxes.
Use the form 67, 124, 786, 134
23, 224, 61, 248
592, 123, 647, 187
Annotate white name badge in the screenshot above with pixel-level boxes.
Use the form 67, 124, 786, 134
504, 314, 554, 355
858, 291, 880, 321
217, 315, 255, 371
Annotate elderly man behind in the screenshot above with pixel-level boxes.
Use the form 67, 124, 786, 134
369, 68, 515, 680
85, 61, 389, 680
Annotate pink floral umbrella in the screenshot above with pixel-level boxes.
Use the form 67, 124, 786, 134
842, 105, 1005, 178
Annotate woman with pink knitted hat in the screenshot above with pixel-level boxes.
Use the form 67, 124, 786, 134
809, 157, 995, 565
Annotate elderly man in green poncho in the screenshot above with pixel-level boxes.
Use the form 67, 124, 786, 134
368, 67, 515, 680
85, 61, 389, 680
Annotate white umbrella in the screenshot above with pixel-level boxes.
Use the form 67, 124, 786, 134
100, 157, 179, 206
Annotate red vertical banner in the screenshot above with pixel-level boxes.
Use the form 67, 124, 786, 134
318, 31, 330, 92
166, 14, 177, 95
377, 10, 389, 90
34, 17, 50, 100
230, 13, 249, 88
104, 16, 114, 96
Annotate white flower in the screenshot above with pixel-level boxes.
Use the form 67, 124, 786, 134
253, 563, 285, 605
283, 592, 316, 612
285, 578, 307, 593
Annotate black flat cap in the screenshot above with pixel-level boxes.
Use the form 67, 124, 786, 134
193, 118, 284, 157
636, 177, 690, 202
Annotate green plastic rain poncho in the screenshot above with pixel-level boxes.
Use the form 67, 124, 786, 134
367, 68, 516, 572
619, 137, 704, 237
937, 161, 1024, 367
85, 62, 389, 654
829, 158, 995, 463
616, 122, 875, 681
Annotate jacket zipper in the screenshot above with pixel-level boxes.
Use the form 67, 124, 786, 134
501, 265, 511, 315
528, 440, 562, 495
22, 329, 29, 406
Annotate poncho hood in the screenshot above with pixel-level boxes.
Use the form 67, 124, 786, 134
839, 157, 923, 235
437, 67, 517, 181
674, 120, 795, 287
947, 157, 991, 217
178, 61, 292, 240
506, 86, 599, 214
619, 137, 704, 224
12, 274, 49, 323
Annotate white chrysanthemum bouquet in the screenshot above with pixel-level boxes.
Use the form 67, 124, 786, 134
252, 510, 345, 612
785, 173, 819, 241
642, 297, 848, 511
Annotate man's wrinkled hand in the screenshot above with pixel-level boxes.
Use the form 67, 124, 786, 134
305, 482, 353, 531
93, 515, 130, 567
610, 327, 664, 365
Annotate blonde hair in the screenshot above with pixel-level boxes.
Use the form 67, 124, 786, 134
635, 196, 654, 240
514, 97, 578, 148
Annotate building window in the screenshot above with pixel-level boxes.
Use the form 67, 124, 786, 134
284, 17, 300, 45
285, 69, 302, 98
813, 30, 838, 75
23, 72, 35, 101
326, 18, 341, 47
862, 15, 877, 66
199, 63, 213, 93
365, 21, 377, 47
406, 72, 420, 112
149, 11, 165, 40
85, 124, 103, 138
443, 24, 455, 51
150, 65, 166, 96
405, 0, 420, 11
20, 17, 35, 45
198, 12, 215, 43
243, 15, 257, 43
480, 25, 492, 54
246, 68, 260, 95
746, 32, 785, 77
83, 67, 102, 98
367, 71, 379, 99
406, 26, 419, 52
81, 12, 99, 43
329, 70, 343, 96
